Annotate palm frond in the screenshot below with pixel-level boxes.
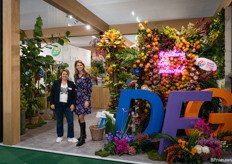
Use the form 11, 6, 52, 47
155, 133, 177, 144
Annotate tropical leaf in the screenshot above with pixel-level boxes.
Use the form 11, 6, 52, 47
216, 131, 232, 139
155, 133, 177, 144
105, 114, 116, 134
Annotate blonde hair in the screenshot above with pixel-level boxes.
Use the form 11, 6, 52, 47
74, 60, 89, 81
61, 69, 70, 76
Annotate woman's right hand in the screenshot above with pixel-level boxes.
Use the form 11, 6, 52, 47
51, 104, 55, 109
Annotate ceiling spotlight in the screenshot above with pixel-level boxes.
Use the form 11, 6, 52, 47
68, 15, 73, 19
131, 11, 135, 16
86, 25, 91, 30
74, 19, 79, 24
136, 17, 140, 23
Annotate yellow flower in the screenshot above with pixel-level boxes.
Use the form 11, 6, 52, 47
190, 148, 197, 155
144, 20, 148, 24
146, 29, 151, 33
182, 140, 186, 145
178, 139, 182, 144
138, 23, 143, 27
141, 27, 145, 30
146, 103, 150, 108
147, 33, 152, 37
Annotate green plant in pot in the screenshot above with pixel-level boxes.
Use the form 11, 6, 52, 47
90, 66, 99, 85
20, 16, 70, 124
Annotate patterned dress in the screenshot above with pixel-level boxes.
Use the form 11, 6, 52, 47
74, 74, 92, 115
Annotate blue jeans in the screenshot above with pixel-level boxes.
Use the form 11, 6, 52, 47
55, 103, 74, 138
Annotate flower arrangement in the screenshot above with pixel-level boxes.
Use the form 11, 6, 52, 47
134, 19, 218, 109
97, 29, 132, 111
162, 119, 229, 163
192, 118, 211, 137
104, 130, 133, 155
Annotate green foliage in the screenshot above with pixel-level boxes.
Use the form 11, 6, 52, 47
90, 67, 99, 79
95, 149, 109, 157
199, 80, 221, 120
91, 60, 105, 74
216, 131, 232, 139
26, 121, 47, 129
104, 140, 116, 155
200, 9, 225, 79
105, 114, 117, 135
20, 90, 28, 111
34, 16, 43, 37
20, 16, 70, 117
155, 133, 177, 144
188, 130, 203, 147
147, 149, 165, 161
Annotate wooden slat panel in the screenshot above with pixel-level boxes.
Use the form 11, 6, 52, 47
91, 86, 110, 109
3, 0, 20, 145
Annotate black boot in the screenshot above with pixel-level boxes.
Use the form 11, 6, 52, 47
78, 120, 86, 140
76, 122, 85, 146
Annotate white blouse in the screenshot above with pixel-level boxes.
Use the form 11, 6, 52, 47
59, 83, 68, 103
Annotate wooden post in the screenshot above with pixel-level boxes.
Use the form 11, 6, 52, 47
3, 0, 20, 145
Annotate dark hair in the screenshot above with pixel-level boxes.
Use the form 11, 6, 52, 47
74, 60, 89, 82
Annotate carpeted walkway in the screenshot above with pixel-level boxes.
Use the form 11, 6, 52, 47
0, 145, 125, 164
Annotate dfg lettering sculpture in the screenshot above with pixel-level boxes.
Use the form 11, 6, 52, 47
115, 88, 232, 155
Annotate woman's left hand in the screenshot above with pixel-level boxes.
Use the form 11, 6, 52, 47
84, 101, 89, 108
70, 104, 75, 112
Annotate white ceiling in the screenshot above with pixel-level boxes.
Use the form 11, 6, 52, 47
20, 0, 84, 30
20, 0, 222, 47
77, 0, 221, 24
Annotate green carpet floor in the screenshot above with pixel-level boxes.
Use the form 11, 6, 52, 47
0, 146, 126, 164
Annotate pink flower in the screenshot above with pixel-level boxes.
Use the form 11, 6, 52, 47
209, 147, 216, 158
200, 152, 210, 161
128, 80, 136, 87
215, 147, 223, 158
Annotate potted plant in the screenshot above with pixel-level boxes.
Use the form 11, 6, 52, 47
20, 16, 70, 124
90, 66, 99, 85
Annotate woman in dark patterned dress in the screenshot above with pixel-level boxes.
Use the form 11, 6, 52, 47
74, 60, 92, 146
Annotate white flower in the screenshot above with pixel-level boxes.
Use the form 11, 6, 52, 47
202, 146, 210, 154
194, 145, 202, 154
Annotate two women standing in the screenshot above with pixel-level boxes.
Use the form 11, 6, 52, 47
50, 60, 92, 146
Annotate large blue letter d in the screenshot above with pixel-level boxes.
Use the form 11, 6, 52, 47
115, 89, 164, 135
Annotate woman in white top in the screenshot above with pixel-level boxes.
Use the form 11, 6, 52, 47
50, 69, 77, 143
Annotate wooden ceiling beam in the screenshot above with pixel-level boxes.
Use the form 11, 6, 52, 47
214, 0, 232, 17
23, 17, 213, 39
110, 17, 212, 35
80, 46, 96, 52
23, 25, 98, 39
44, 0, 109, 32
